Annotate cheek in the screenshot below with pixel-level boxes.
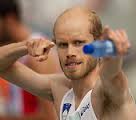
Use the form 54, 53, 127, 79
84, 56, 91, 67
84, 55, 97, 67
58, 50, 66, 62
83, 55, 91, 63
77, 46, 84, 54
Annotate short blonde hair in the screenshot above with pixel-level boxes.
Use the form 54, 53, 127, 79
87, 10, 103, 39
53, 6, 103, 41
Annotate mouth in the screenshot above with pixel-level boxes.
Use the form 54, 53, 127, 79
65, 61, 82, 69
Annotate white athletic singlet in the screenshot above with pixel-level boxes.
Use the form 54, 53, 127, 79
60, 89, 97, 120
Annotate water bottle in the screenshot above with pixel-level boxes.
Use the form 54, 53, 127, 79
83, 40, 116, 58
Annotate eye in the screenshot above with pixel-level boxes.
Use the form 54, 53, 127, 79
74, 40, 85, 46
57, 43, 68, 48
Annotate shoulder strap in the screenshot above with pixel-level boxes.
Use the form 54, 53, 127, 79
60, 89, 75, 120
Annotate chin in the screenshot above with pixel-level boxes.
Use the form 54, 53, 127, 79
64, 72, 84, 80
66, 75, 81, 80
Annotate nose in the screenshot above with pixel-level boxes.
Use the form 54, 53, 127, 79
66, 45, 76, 58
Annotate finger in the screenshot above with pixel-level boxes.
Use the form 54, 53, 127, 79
46, 41, 55, 49
108, 30, 123, 55
119, 30, 131, 48
118, 30, 131, 54
41, 41, 54, 54
34, 39, 41, 56
102, 26, 117, 40
27, 41, 35, 56
35, 55, 48, 62
115, 30, 124, 47
120, 29, 128, 39
31, 41, 36, 56
108, 29, 118, 41
35, 45, 51, 62
43, 47, 50, 55
36, 43, 51, 56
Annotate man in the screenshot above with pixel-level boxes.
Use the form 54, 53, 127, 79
0, 0, 59, 119
0, 6, 136, 120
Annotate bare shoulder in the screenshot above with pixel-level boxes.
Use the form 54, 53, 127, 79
40, 73, 72, 97
46, 73, 72, 89
42, 73, 72, 114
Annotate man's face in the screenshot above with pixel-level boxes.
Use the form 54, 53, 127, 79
0, 18, 13, 45
54, 12, 97, 80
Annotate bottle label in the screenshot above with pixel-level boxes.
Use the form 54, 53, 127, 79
105, 41, 114, 54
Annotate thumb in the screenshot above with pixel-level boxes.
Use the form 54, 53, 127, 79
48, 42, 55, 48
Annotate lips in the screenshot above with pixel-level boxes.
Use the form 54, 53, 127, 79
65, 60, 82, 70
65, 61, 82, 66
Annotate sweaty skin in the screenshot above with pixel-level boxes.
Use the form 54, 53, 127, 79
0, 6, 135, 120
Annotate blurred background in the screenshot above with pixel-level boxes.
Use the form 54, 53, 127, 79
0, 0, 135, 119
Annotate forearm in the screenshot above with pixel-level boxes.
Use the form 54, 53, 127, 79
0, 41, 28, 72
0, 62, 53, 100
100, 56, 123, 81
100, 57, 129, 102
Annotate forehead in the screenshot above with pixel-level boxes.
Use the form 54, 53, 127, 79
55, 32, 93, 43
54, 15, 93, 41
56, 13, 90, 32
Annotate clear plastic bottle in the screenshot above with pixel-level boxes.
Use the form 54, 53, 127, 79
83, 40, 116, 58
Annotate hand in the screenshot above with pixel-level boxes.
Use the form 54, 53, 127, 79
101, 26, 131, 56
26, 38, 55, 62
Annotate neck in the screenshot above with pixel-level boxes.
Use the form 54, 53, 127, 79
72, 65, 99, 100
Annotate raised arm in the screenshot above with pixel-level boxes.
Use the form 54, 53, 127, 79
99, 27, 133, 106
0, 39, 57, 101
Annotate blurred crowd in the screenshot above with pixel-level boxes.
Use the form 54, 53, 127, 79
0, 0, 135, 119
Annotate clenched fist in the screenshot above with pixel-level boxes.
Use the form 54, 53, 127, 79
26, 38, 55, 62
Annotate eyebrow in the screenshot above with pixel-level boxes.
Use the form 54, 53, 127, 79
56, 41, 68, 46
56, 39, 66, 43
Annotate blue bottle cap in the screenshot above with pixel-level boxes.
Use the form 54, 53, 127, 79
83, 44, 94, 54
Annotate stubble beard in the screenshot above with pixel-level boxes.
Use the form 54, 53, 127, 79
59, 58, 97, 80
